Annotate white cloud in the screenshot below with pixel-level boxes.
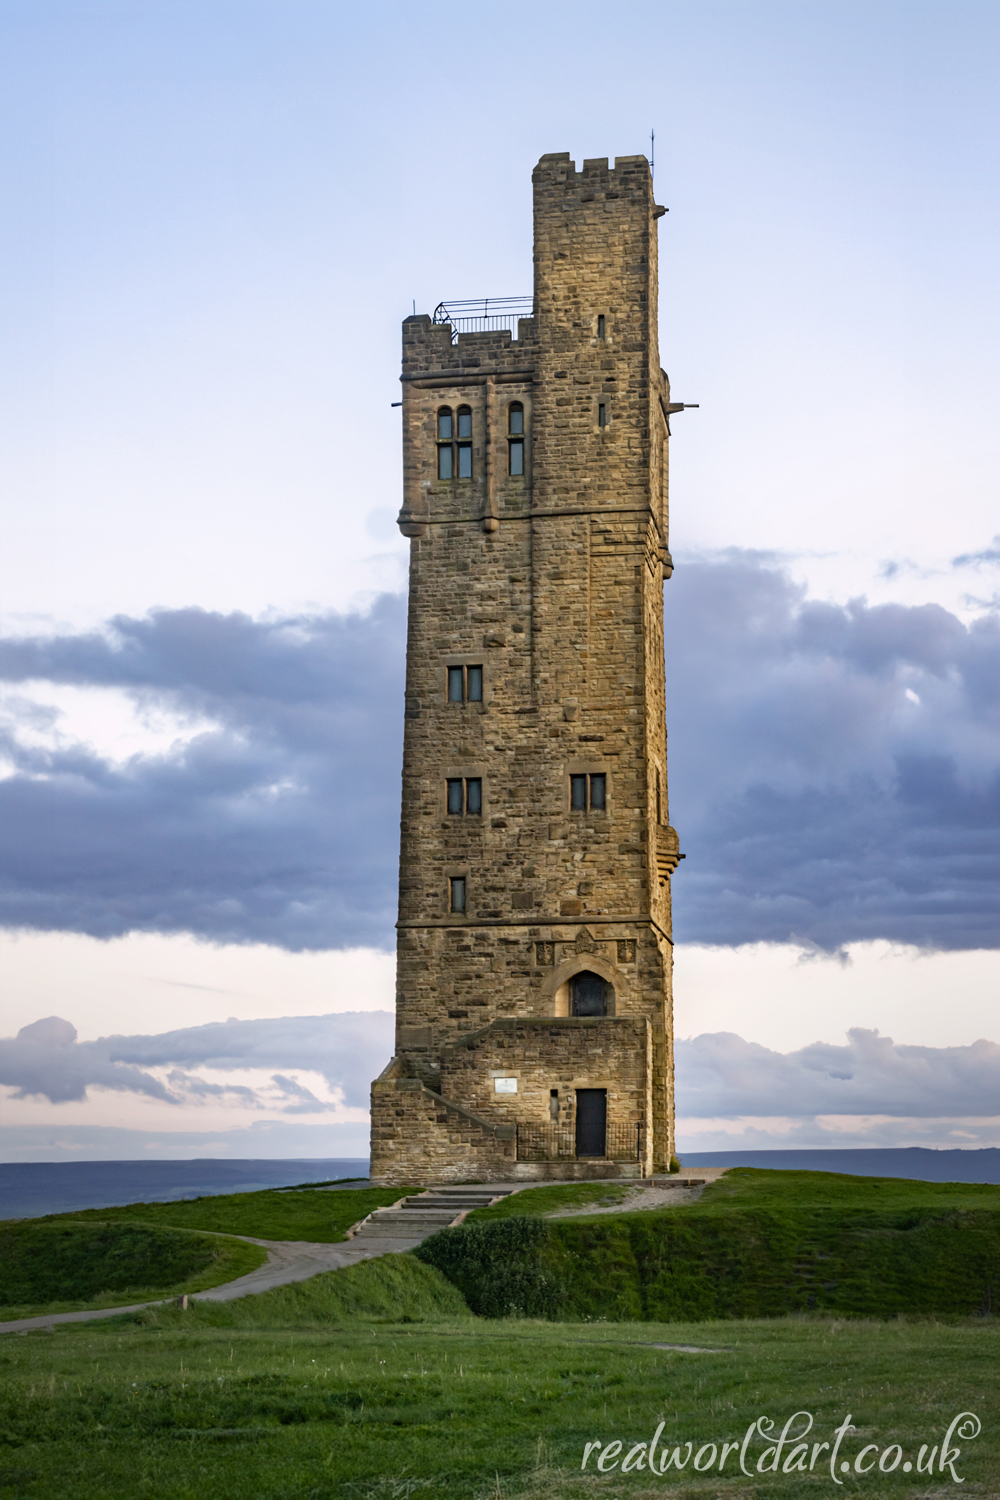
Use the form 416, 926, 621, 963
0, 930, 395, 1040
675, 1027, 1000, 1151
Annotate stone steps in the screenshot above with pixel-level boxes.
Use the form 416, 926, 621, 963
347, 1185, 514, 1250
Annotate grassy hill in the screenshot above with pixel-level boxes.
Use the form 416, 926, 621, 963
1, 1297, 995, 1498
416, 1168, 1000, 1320
0, 1221, 266, 1320
2, 1171, 997, 1497
33, 1183, 410, 1243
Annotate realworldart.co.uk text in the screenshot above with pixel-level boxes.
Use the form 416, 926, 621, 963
580, 1410, 982, 1482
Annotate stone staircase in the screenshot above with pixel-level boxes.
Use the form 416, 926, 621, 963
347, 1184, 513, 1251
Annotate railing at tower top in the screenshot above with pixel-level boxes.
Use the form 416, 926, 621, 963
432, 297, 535, 344
516, 1122, 644, 1163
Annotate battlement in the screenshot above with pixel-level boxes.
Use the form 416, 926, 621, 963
401, 314, 537, 376
532, 151, 659, 207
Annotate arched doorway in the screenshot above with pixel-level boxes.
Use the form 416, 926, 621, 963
571, 970, 608, 1017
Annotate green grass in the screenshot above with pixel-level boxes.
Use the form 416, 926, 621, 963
0, 1223, 266, 1320
37, 1185, 412, 1244
701, 1167, 1000, 1213
131, 1252, 473, 1330
417, 1169, 1000, 1321
0, 1307, 995, 1498
469, 1181, 634, 1220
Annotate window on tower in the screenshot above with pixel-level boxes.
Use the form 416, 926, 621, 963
447, 777, 482, 815
597, 314, 606, 340
446, 665, 484, 703
508, 403, 525, 476
436, 405, 473, 481
570, 773, 607, 812
449, 876, 466, 913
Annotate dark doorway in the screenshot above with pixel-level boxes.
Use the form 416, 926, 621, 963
571, 970, 607, 1016
575, 1089, 607, 1157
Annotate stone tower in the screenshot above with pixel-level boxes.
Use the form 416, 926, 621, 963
370, 151, 687, 1187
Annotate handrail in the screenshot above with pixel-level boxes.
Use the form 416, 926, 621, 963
432, 296, 534, 344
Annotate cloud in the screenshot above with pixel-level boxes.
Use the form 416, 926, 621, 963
1, 554, 998, 953
953, 536, 1000, 569
0, 1121, 371, 1164
676, 1028, 1000, 1120
1, 1016, 175, 1105
663, 553, 1000, 949
8, 1010, 995, 1157
0, 599, 406, 949
0, 1010, 393, 1110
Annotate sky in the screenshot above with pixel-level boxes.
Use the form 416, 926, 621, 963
1, 0, 998, 1162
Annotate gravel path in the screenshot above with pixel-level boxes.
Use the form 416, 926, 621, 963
0, 1234, 402, 1335
546, 1170, 728, 1219
0, 1185, 499, 1335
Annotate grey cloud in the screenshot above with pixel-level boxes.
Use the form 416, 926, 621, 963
2, 555, 998, 954
953, 537, 1000, 568
663, 553, 1000, 949
104, 1011, 394, 1108
1, 1017, 175, 1105
677, 1119, 1000, 1152
0, 1011, 394, 1109
676, 1029, 1000, 1120
0, 599, 406, 949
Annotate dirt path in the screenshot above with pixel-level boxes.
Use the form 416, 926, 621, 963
546, 1171, 728, 1219
0, 1184, 499, 1334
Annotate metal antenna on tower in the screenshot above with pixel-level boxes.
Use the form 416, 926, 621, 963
650, 127, 655, 180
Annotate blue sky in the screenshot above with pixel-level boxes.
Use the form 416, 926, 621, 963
1, 0, 998, 1160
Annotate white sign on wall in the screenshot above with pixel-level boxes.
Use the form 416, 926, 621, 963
494, 1077, 518, 1093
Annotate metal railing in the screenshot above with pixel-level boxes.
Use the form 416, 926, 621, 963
516, 1122, 644, 1163
432, 297, 534, 344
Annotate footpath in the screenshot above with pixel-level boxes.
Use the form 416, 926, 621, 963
0, 1184, 510, 1335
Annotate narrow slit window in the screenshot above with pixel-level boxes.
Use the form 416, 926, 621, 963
447, 779, 464, 815
458, 443, 472, 479
465, 778, 482, 815
508, 403, 524, 435
437, 409, 453, 441
590, 773, 606, 811
597, 315, 606, 340
570, 775, 587, 811
509, 440, 524, 476
448, 666, 464, 703
598, 404, 607, 428
449, 876, 466, 914
438, 443, 453, 480
457, 406, 472, 438
467, 665, 483, 702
